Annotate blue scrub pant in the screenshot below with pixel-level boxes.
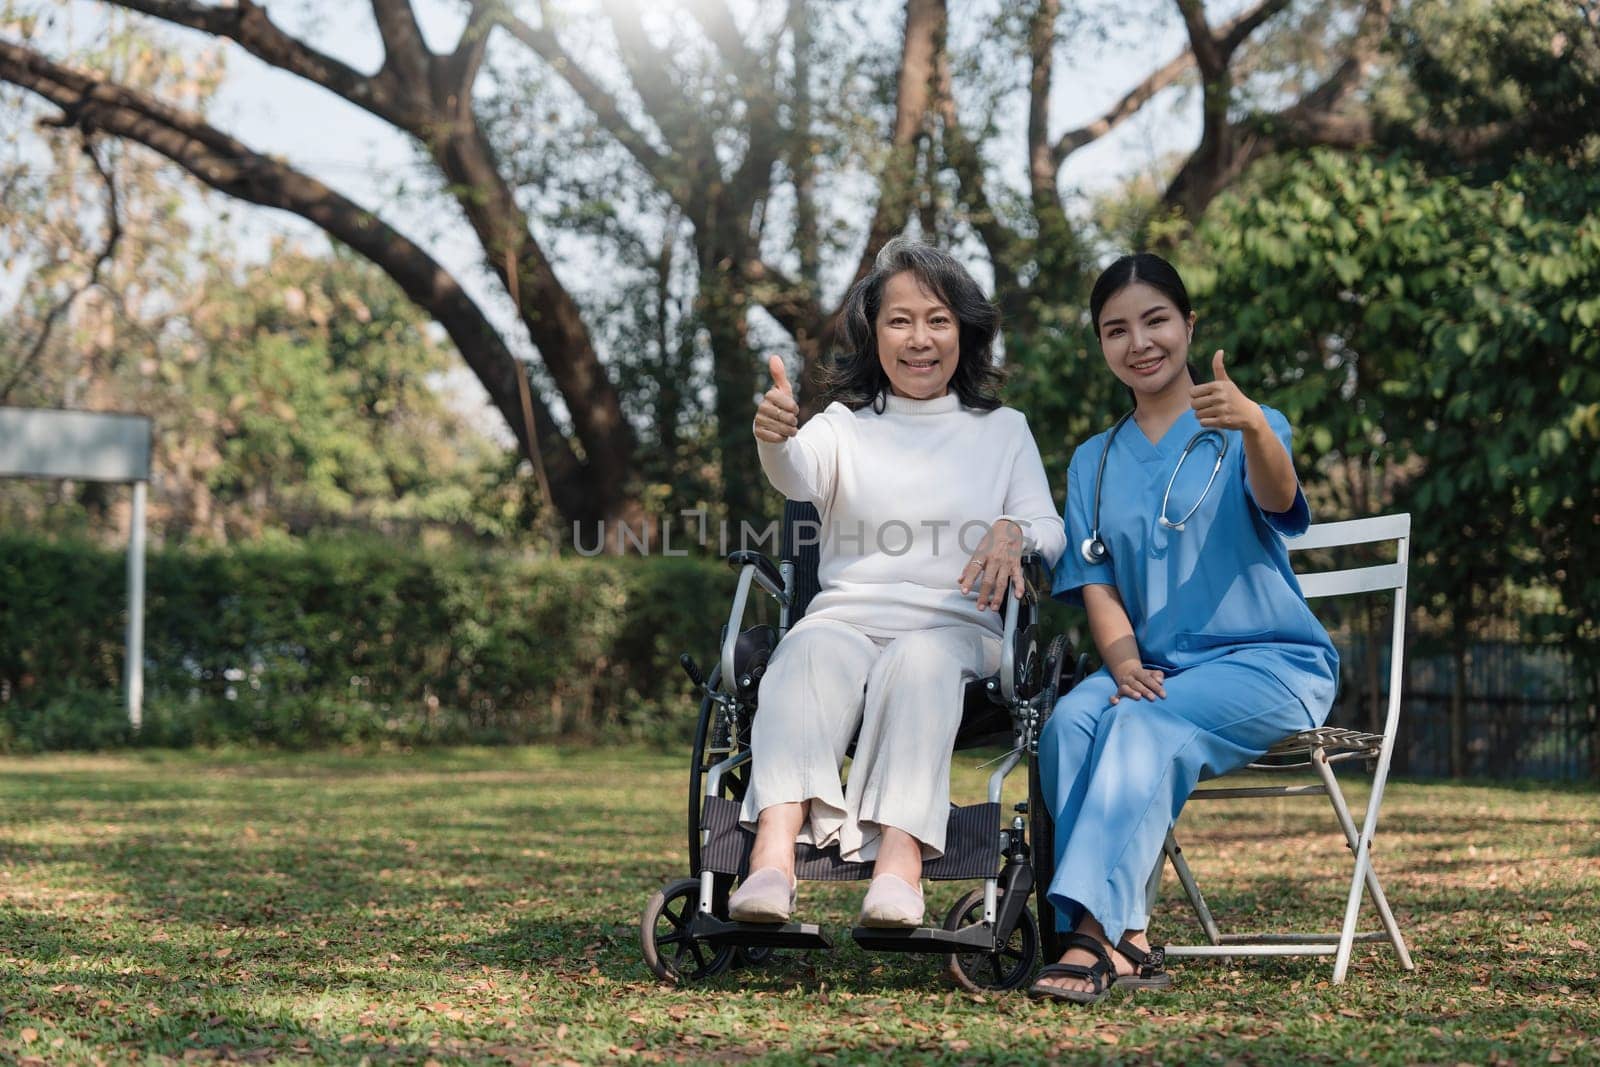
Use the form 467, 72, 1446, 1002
1038, 657, 1319, 945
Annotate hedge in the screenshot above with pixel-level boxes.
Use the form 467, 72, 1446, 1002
0, 535, 737, 751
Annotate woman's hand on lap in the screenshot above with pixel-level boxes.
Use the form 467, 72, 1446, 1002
1110, 662, 1166, 703
753, 354, 799, 443
961, 518, 1025, 611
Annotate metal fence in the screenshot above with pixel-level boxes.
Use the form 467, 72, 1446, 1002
1327, 637, 1596, 780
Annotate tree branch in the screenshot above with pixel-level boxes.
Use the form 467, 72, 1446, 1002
104, 0, 421, 127
1027, 0, 1059, 210
0, 37, 599, 515
498, 8, 673, 188
743, 257, 821, 346
441, 0, 497, 111
1164, 0, 1394, 220
0, 134, 121, 403
370, 0, 432, 90
1283, 0, 1393, 116
836, 0, 944, 301
1219, 0, 1293, 57
687, 0, 761, 83
787, 0, 819, 293
934, 44, 1017, 297
1049, 0, 1284, 167
599, 0, 708, 164
1053, 48, 1194, 163
1176, 0, 1223, 76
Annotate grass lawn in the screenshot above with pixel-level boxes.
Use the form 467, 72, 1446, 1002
1, 745, 1596, 1065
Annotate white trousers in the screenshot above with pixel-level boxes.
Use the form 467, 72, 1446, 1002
738, 616, 1001, 862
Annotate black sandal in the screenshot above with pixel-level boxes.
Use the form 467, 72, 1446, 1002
1113, 938, 1173, 992
1028, 933, 1118, 1005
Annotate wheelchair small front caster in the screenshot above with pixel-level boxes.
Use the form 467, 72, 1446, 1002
943, 887, 1040, 993
640, 878, 735, 984
733, 944, 778, 970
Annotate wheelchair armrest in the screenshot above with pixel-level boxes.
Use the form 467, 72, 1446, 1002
720, 551, 789, 694
1019, 550, 1049, 601
727, 550, 785, 600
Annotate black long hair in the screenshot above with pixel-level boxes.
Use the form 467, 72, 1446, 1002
815, 236, 1004, 412
1088, 252, 1201, 401
1089, 252, 1193, 331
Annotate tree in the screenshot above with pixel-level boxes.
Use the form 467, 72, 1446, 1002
0, 21, 509, 541
1186, 147, 1600, 774
1, 0, 1448, 531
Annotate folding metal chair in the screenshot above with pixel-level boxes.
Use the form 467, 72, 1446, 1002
1152, 513, 1417, 983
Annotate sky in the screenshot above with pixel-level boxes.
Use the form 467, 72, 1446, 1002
37, 0, 1213, 435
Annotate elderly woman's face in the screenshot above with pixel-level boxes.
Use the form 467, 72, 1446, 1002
876, 271, 959, 400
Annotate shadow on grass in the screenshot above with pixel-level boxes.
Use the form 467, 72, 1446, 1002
0, 907, 561, 1062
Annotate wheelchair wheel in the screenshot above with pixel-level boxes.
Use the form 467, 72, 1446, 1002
1031, 634, 1071, 964
1029, 758, 1062, 965
943, 887, 1039, 992
688, 667, 752, 876
640, 878, 735, 984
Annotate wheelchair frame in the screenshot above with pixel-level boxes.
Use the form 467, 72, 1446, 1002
640, 502, 1070, 990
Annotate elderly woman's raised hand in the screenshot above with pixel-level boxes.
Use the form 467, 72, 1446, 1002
753, 355, 800, 443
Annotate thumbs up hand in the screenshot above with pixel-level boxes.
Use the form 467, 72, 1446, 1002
1189, 349, 1264, 432
753, 354, 800, 443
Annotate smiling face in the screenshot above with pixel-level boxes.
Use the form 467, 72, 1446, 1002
876, 271, 960, 400
1095, 280, 1198, 402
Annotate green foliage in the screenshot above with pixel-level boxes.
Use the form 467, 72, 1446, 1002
182, 245, 513, 537
0, 536, 731, 752
1184, 149, 1600, 672
1390, 0, 1600, 166
1003, 320, 1126, 489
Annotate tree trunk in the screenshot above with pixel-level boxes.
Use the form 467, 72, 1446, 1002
699, 250, 763, 525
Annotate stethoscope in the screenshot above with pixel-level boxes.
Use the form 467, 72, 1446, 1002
1079, 412, 1230, 565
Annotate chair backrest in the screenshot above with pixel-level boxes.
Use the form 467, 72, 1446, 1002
1285, 513, 1412, 746
780, 500, 823, 622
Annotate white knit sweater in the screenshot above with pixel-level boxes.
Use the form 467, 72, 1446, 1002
756, 392, 1067, 636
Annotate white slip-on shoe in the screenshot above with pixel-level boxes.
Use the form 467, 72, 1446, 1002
727, 866, 797, 924
858, 872, 925, 928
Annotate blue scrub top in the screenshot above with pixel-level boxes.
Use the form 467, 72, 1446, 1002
1052, 405, 1338, 716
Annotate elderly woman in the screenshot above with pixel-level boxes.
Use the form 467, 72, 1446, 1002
729, 237, 1067, 929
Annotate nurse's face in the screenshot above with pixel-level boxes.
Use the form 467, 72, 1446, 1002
876, 271, 960, 400
1096, 281, 1197, 401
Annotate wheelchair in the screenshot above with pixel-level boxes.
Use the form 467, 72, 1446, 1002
640, 501, 1081, 991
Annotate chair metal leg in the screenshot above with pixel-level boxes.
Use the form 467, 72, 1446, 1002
1143, 844, 1165, 928
1165, 829, 1223, 946
1311, 750, 1414, 981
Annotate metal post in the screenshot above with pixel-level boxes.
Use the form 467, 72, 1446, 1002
126, 479, 146, 730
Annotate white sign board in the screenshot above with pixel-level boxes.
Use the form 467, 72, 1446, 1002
0, 407, 152, 481
0, 406, 151, 729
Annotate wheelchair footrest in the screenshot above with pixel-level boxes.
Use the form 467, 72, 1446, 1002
690, 913, 834, 950
850, 922, 997, 955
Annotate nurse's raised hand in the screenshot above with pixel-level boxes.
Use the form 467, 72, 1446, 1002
1190, 350, 1265, 433
753, 354, 800, 442
1110, 662, 1166, 703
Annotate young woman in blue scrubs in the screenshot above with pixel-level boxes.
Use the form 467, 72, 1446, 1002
1030, 254, 1338, 1003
